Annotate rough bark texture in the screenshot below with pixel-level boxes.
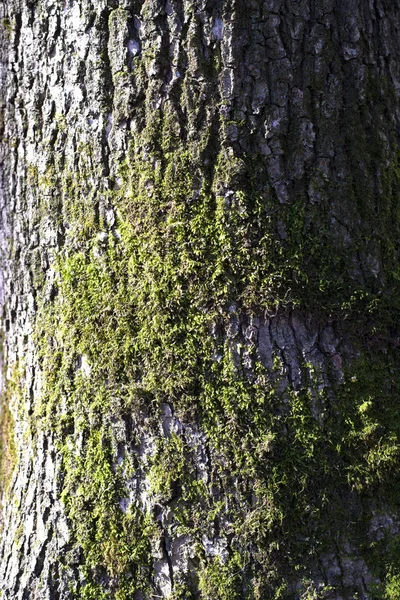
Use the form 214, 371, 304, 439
2, 1, 400, 598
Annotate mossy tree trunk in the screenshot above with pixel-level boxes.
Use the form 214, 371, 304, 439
1, 0, 400, 598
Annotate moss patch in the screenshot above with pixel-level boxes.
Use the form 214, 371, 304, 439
31, 78, 400, 598
0, 366, 20, 513
0, 395, 17, 502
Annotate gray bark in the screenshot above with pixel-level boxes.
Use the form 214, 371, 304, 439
1, 1, 400, 599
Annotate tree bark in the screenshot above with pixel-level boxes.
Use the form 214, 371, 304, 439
1, 0, 400, 598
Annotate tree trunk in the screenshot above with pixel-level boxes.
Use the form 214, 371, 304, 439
2, 0, 400, 598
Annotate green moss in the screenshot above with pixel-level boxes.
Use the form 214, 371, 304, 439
31, 68, 400, 597
0, 363, 22, 509
0, 393, 17, 502
384, 573, 400, 600
1, 17, 13, 37
198, 552, 251, 600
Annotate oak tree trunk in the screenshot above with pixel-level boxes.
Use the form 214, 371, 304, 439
1, 1, 400, 598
